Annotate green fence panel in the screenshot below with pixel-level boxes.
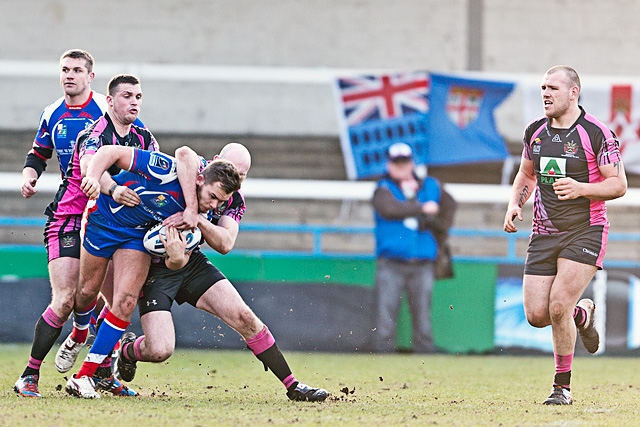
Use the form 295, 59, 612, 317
0, 248, 496, 353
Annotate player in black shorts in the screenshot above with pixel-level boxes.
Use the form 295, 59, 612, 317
504, 66, 627, 405
116, 143, 328, 402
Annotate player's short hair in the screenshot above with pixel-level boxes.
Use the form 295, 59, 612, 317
202, 159, 241, 194
107, 74, 141, 95
546, 65, 581, 91
60, 49, 95, 73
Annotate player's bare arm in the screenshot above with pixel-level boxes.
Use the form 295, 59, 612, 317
84, 146, 134, 181
198, 215, 239, 255
167, 146, 200, 231
552, 160, 627, 201
21, 167, 39, 198
504, 158, 535, 233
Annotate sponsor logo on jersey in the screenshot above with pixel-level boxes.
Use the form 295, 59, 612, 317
540, 156, 566, 185
61, 235, 76, 248
552, 134, 562, 143
56, 123, 67, 138
109, 202, 125, 214
149, 153, 170, 170
532, 138, 541, 154
563, 140, 579, 158
152, 194, 168, 208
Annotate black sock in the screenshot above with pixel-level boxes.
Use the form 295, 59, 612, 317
22, 316, 63, 377
254, 344, 293, 385
554, 371, 571, 389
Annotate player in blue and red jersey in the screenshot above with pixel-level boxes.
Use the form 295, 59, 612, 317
14, 72, 156, 399
504, 66, 627, 405
21, 49, 143, 194
114, 143, 328, 402
64, 145, 240, 398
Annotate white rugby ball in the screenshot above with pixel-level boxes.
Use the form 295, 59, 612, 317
143, 223, 202, 257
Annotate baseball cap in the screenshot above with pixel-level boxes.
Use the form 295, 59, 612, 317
386, 142, 413, 161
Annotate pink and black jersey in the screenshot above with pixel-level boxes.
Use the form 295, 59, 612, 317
44, 113, 159, 219
522, 106, 622, 234
207, 190, 246, 226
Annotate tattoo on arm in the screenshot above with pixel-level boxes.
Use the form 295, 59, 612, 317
613, 161, 621, 177
517, 185, 531, 208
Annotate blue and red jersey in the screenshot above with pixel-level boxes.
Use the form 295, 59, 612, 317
26, 91, 144, 178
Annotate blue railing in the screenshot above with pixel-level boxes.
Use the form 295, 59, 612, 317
1, 216, 640, 268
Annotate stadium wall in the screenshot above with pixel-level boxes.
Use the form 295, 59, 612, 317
0, 249, 496, 353
2, 1, 640, 142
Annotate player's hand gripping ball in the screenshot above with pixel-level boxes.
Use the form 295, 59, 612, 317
143, 223, 202, 257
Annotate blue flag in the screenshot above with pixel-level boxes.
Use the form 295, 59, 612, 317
334, 72, 515, 179
425, 73, 515, 165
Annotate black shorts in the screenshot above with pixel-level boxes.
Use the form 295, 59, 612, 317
44, 215, 83, 262
138, 250, 226, 315
524, 224, 607, 276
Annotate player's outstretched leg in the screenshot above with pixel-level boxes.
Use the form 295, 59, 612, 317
16, 306, 67, 397
246, 325, 328, 402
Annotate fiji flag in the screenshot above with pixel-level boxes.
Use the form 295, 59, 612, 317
334, 71, 430, 179
425, 73, 515, 165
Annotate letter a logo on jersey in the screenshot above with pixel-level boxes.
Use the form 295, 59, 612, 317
540, 156, 566, 185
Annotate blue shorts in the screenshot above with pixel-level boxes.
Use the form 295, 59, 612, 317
83, 211, 147, 259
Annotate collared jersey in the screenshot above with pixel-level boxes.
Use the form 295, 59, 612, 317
207, 190, 246, 226
523, 106, 622, 234
45, 114, 159, 219
29, 91, 144, 177
95, 149, 185, 229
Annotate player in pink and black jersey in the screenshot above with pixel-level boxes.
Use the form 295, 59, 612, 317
14, 72, 156, 399
504, 66, 627, 405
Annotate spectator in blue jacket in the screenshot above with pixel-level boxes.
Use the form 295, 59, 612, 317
372, 142, 446, 353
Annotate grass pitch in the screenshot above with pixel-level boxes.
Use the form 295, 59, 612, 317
2, 344, 640, 426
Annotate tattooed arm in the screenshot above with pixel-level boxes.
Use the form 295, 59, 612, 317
504, 157, 536, 233
552, 160, 627, 202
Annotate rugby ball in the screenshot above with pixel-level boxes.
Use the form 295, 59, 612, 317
143, 223, 202, 257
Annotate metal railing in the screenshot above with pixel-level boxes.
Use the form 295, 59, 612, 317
2, 216, 639, 268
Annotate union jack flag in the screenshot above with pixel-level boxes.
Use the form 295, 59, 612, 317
334, 72, 431, 179
338, 72, 430, 126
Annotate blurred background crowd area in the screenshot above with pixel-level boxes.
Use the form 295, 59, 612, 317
2, 0, 640, 250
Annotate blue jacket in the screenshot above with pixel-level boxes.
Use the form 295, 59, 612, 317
374, 176, 441, 261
